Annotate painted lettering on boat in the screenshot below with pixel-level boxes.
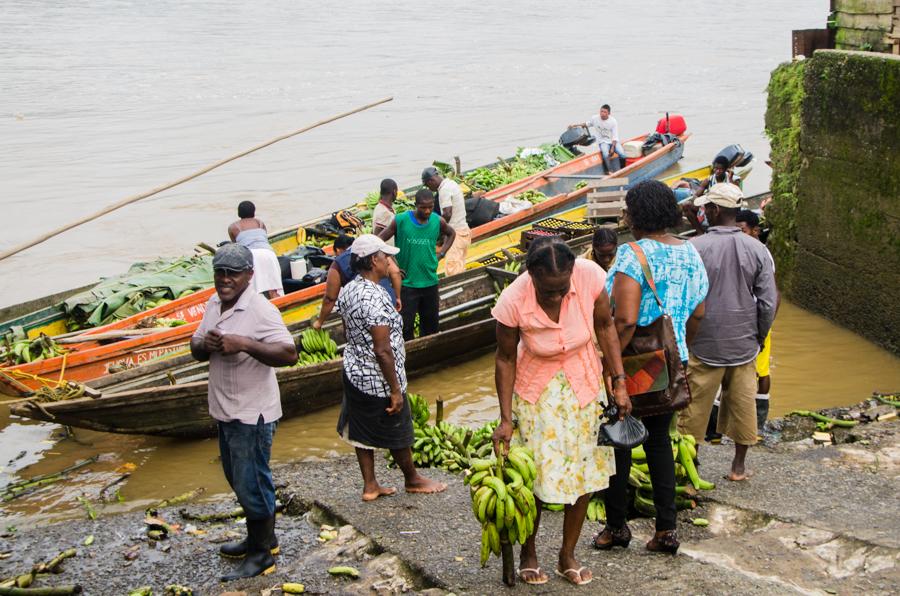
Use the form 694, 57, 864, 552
106, 344, 185, 373
172, 303, 207, 322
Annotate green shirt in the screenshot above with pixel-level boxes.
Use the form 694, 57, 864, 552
396, 211, 440, 288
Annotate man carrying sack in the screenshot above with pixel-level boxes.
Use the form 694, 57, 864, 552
679, 184, 777, 482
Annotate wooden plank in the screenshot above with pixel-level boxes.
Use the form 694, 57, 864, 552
590, 177, 629, 188
587, 199, 625, 208
587, 202, 625, 218
588, 189, 626, 199
485, 266, 519, 282
587, 199, 625, 210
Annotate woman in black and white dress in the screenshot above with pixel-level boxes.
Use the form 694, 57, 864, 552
335, 234, 446, 502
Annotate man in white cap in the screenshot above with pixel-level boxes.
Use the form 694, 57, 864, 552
678, 183, 777, 482
190, 243, 298, 581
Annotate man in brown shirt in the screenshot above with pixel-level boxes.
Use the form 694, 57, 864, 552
191, 243, 297, 581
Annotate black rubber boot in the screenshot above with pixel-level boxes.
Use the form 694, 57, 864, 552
220, 517, 277, 581
705, 404, 722, 443
756, 398, 770, 433
219, 529, 279, 558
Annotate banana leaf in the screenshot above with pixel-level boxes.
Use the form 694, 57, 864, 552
62, 256, 213, 329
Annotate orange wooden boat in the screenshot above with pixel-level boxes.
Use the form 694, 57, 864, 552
0, 133, 686, 394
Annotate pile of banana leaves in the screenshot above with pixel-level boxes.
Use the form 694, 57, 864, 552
63, 256, 213, 330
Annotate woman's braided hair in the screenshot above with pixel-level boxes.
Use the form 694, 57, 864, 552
525, 236, 575, 277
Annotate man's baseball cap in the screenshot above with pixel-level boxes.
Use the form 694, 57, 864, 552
350, 234, 400, 258
694, 182, 744, 209
421, 166, 440, 183
212, 243, 254, 271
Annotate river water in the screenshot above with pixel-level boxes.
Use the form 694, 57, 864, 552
1, 0, 827, 307
8, 0, 891, 527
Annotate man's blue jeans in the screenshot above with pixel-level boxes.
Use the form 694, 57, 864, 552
218, 416, 277, 520
600, 141, 627, 161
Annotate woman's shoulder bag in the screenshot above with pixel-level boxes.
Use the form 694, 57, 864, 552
621, 242, 692, 417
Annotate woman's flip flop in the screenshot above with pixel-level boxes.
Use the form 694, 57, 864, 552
555, 566, 593, 585
517, 567, 548, 585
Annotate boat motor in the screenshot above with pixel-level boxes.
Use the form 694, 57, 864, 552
715, 144, 754, 169
559, 125, 596, 155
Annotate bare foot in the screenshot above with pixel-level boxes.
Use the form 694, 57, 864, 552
404, 475, 447, 494
362, 485, 397, 502
725, 470, 753, 481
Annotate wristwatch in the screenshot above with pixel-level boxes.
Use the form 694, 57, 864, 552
611, 374, 627, 385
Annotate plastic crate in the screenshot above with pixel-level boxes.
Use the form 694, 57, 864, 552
532, 217, 571, 230
478, 255, 506, 267
533, 218, 597, 240
557, 221, 597, 237
477, 247, 524, 267
521, 229, 565, 251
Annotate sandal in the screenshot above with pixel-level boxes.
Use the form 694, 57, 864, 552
591, 524, 631, 550
646, 530, 680, 555
555, 566, 593, 586
516, 567, 548, 585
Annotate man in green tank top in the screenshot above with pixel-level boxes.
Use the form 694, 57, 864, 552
379, 189, 456, 340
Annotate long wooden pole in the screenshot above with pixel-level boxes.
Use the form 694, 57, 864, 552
0, 96, 394, 263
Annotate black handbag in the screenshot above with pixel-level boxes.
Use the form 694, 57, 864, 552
597, 404, 649, 450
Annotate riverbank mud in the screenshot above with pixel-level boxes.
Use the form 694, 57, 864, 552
1, 407, 898, 595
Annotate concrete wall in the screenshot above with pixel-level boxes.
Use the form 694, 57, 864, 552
767, 50, 900, 354
833, 0, 895, 52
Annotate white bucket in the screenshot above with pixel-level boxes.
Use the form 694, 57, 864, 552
623, 140, 643, 158
289, 257, 308, 279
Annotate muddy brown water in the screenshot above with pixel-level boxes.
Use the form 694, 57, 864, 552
1, 300, 898, 529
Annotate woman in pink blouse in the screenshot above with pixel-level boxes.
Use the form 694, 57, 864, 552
491, 238, 630, 586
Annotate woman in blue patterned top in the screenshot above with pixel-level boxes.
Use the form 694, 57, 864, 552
593, 180, 708, 555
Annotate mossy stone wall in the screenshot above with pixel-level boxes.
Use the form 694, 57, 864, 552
766, 50, 900, 354
833, 0, 893, 52
764, 61, 806, 296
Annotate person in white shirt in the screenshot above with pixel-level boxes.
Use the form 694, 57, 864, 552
422, 166, 471, 276
372, 178, 397, 246
574, 104, 625, 172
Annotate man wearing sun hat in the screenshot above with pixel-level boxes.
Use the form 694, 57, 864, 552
678, 183, 777, 482
190, 243, 298, 581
